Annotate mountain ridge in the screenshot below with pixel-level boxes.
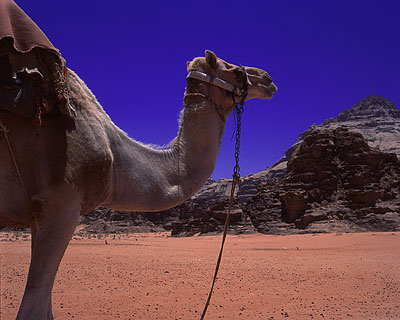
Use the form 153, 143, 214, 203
266, 94, 400, 182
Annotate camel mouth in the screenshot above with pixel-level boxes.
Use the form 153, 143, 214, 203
259, 83, 277, 99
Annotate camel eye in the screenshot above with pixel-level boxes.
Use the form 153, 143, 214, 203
224, 63, 232, 69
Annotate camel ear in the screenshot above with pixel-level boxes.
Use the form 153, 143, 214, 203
205, 50, 217, 69
187, 61, 191, 70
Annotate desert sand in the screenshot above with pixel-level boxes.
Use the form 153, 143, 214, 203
1, 231, 399, 319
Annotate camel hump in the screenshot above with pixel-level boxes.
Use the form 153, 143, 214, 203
0, 0, 73, 119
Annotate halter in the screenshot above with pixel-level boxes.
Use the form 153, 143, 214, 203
185, 67, 250, 120
186, 70, 249, 98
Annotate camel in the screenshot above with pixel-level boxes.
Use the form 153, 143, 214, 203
1, 53, 276, 319
0, 6, 276, 320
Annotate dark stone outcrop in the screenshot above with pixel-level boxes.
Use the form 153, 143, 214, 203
169, 188, 253, 236
299, 94, 400, 158
246, 128, 400, 233
267, 94, 400, 179
78, 207, 179, 234
280, 192, 308, 222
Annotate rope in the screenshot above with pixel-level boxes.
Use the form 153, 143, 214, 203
0, 113, 32, 209
200, 176, 239, 319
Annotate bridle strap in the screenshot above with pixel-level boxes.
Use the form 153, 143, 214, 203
186, 71, 246, 97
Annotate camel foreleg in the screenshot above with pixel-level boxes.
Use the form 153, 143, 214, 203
16, 201, 80, 320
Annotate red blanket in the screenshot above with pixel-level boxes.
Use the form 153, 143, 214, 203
0, 0, 72, 117
0, 0, 57, 54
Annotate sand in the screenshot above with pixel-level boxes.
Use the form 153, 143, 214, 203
1, 232, 399, 319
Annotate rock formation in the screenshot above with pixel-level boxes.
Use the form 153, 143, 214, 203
282, 94, 400, 173
247, 128, 400, 234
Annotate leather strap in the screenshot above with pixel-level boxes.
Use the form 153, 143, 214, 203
186, 71, 246, 97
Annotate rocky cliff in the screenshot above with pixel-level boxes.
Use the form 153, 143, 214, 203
282, 94, 400, 174
248, 128, 400, 234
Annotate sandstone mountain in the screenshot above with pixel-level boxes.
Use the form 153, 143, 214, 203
248, 128, 400, 234
299, 94, 400, 156
270, 94, 400, 179
77, 95, 400, 235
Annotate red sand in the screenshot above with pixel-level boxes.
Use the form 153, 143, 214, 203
1, 232, 400, 319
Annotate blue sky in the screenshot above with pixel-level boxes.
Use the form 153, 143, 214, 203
17, 0, 400, 179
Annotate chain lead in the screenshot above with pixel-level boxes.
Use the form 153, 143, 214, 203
233, 103, 244, 183
232, 66, 248, 184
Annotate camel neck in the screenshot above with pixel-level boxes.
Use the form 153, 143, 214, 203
100, 95, 226, 212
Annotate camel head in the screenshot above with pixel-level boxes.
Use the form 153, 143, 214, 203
186, 50, 277, 115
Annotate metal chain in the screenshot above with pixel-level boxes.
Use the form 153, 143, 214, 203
233, 103, 244, 183
233, 67, 248, 182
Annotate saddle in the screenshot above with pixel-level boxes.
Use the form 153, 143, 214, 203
0, 0, 73, 121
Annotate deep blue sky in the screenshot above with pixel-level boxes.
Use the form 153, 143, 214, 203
17, 0, 400, 180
